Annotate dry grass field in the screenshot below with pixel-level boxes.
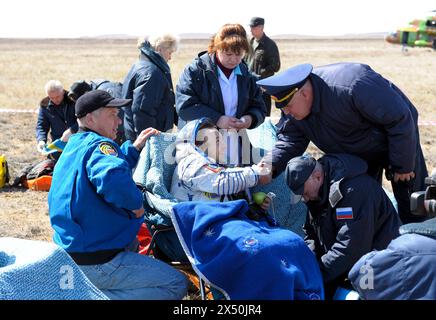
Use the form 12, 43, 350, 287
0, 38, 435, 243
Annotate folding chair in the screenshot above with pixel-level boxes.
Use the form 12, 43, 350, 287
133, 133, 211, 298
132, 121, 308, 299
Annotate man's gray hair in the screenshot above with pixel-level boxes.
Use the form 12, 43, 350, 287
44, 80, 64, 95
137, 33, 179, 52
77, 107, 102, 123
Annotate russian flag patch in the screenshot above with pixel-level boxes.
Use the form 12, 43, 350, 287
336, 207, 353, 220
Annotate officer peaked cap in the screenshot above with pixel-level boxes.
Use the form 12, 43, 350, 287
257, 63, 313, 108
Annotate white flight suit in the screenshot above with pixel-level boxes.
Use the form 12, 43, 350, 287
171, 154, 260, 202
170, 119, 261, 203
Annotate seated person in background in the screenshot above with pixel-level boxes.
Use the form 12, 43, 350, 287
285, 154, 402, 299
36, 80, 78, 160
69, 80, 125, 145
171, 117, 271, 210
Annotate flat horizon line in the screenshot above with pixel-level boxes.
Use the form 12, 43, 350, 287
0, 32, 388, 40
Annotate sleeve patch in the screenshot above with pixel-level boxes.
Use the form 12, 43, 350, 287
336, 207, 353, 220
203, 164, 223, 173
99, 142, 118, 156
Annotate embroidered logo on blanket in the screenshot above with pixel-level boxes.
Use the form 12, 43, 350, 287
203, 227, 215, 237
242, 236, 259, 253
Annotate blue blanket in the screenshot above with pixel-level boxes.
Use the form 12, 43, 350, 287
0, 237, 108, 300
171, 200, 324, 300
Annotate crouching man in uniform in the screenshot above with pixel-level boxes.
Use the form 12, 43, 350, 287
48, 90, 188, 300
285, 154, 402, 299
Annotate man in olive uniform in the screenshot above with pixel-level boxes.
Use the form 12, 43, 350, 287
246, 17, 281, 116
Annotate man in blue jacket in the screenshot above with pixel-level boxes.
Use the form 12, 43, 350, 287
36, 80, 78, 159
285, 154, 402, 299
257, 63, 428, 224
48, 90, 188, 300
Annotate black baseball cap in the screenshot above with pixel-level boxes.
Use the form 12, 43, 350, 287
69, 81, 92, 101
285, 155, 317, 204
250, 17, 265, 27
75, 90, 131, 118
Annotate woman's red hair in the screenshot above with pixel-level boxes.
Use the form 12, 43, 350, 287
208, 23, 250, 55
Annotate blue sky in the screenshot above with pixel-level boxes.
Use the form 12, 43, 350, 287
0, 0, 434, 38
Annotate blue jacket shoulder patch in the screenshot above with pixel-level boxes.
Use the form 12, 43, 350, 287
99, 142, 118, 156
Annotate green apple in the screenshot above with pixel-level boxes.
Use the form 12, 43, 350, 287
253, 192, 267, 205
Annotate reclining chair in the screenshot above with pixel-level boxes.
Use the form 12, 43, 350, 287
132, 132, 209, 297
133, 132, 188, 261
132, 119, 309, 299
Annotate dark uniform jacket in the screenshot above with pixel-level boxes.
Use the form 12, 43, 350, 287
304, 154, 401, 284
122, 43, 176, 141
35, 91, 77, 143
90, 79, 122, 98
349, 218, 436, 300
246, 34, 281, 79
176, 51, 266, 129
270, 63, 421, 178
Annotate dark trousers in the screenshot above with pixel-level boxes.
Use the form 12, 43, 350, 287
366, 140, 428, 224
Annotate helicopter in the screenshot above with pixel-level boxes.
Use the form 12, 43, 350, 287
385, 10, 436, 52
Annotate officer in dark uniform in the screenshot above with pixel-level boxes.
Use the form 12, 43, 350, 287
257, 63, 428, 224
285, 154, 402, 299
246, 17, 281, 116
